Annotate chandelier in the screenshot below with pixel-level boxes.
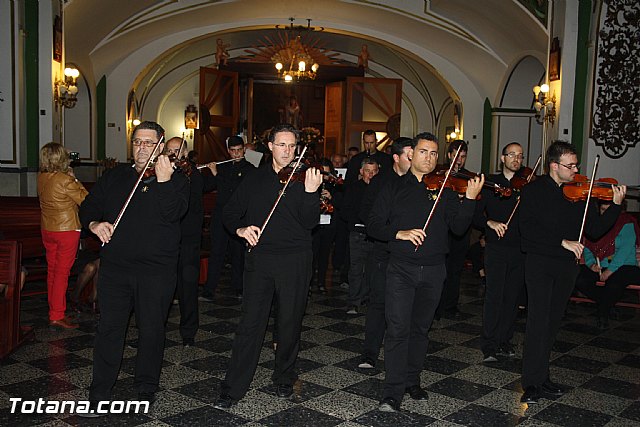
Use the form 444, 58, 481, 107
238, 18, 340, 82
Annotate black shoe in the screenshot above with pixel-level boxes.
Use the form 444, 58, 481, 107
520, 386, 541, 404
138, 392, 157, 405
126, 339, 138, 349
275, 384, 293, 399
358, 357, 375, 369
183, 338, 195, 348
213, 393, 235, 409
483, 352, 498, 363
76, 401, 109, 418
198, 293, 214, 302
405, 385, 428, 401
496, 343, 516, 358
541, 380, 565, 397
379, 396, 400, 412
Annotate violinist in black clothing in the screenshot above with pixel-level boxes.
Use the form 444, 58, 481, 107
368, 133, 484, 412
79, 121, 188, 412
202, 136, 256, 300
518, 140, 626, 404
312, 158, 338, 292
215, 124, 322, 409
473, 142, 526, 362
165, 137, 216, 347
437, 140, 472, 319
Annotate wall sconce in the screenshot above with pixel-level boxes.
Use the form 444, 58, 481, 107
532, 84, 556, 125
445, 126, 459, 143
54, 67, 80, 108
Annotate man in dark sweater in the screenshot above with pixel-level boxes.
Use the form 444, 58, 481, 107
214, 124, 321, 409
368, 133, 484, 412
79, 121, 189, 412
344, 129, 392, 185
165, 137, 216, 347
342, 157, 379, 314
518, 140, 626, 404
437, 140, 472, 319
357, 136, 413, 368
473, 142, 526, 362
201, 136, 255, 300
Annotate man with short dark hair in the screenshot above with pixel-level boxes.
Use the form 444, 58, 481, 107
79, 121, 189, 412
345, 130, 392, 184
358, 136, 413, 368
368, 133, 484, 412
201, 136, 255, 300
474, 142, 526, 362
214, 124, 322, 408
518, 140, 626, 404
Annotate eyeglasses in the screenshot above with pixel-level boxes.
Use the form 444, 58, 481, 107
505, 152, 524, 160
557, 162, 580, 170
132, 139, 158, 148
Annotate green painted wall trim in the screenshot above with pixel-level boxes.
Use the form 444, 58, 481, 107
96, 76, 106, 160
25, 0, 39, 169
482, 98, 492, 172
572, 0, 592, 157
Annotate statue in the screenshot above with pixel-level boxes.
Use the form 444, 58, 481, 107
281, 96, 303, 129
215, 38, 230, 68
357, 44, 371, 69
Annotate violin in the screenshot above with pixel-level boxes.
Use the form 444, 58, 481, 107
562, 175, 626, 202
278, 158, 344, 185
422, 169, 512, 199
143, 152, 193, 179
510, 166, 537, 191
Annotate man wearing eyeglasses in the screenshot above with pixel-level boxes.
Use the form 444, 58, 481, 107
79, 121, 189, 414
518, 140, 626, 404
473, 142, 527, 363
214, 124, 322, 409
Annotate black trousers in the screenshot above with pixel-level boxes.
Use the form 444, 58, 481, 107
220, 250, 312, 400
205, 212, 245, 295
574, 265, 640, 317
522, 253, 578, 389
438, 230, 470, 314
89, 267, 175, 401
333, 217, 350, 282
177, 236, 201, 342
312, 224, 336, 287
384, 261, 446, 402
362, 252, 388, 361
481, 244, 524, 354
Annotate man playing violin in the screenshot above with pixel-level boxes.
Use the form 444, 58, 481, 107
165, 137, 216, 347
518, 140, 626, 404
202, 136, 255, 301
368, 133, 484, 412
79, 121, 189, 413
474, 142, 526, 362
215, 123, 322, 409
437, 140, 472, 319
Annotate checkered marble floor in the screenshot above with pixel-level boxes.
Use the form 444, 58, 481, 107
1, 271, 639, 426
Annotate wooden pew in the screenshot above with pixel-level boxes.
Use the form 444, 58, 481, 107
0, 240, 34, 359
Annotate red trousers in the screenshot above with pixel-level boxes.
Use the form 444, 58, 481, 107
41, 229, 80, 321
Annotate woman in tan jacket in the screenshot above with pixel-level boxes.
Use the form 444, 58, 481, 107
38, 143, 88, 329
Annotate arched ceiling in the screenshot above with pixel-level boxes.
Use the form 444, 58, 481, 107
64, 0, 548, 100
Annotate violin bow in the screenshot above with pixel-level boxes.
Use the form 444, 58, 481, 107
577, 154, 600, 259
503, 155, 542, 232
248, 145, 309, 252
105, 135, 165, 245
414, 145, 462, 252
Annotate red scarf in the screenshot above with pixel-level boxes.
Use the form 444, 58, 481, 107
585, 212, 640, 260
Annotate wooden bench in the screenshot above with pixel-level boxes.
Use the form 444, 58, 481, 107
570, 248, 640, 310
0, 240, 35, 359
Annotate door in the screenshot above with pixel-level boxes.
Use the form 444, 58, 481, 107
196, 67, 239, 162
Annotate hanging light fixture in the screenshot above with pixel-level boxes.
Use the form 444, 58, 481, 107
238, 18, 339, 82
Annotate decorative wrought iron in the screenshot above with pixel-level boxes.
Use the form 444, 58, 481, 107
591, 0, 640, 159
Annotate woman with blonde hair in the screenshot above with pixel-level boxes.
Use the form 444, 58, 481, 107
38, 143, 88, 329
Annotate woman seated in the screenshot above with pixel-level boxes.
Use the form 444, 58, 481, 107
575, 201, 640, 329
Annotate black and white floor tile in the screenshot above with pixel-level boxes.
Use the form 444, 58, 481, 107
1, 270, 639, 426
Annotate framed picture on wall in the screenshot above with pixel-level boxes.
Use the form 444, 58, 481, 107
184, 105, 198, 129
549, 37, 561, 81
